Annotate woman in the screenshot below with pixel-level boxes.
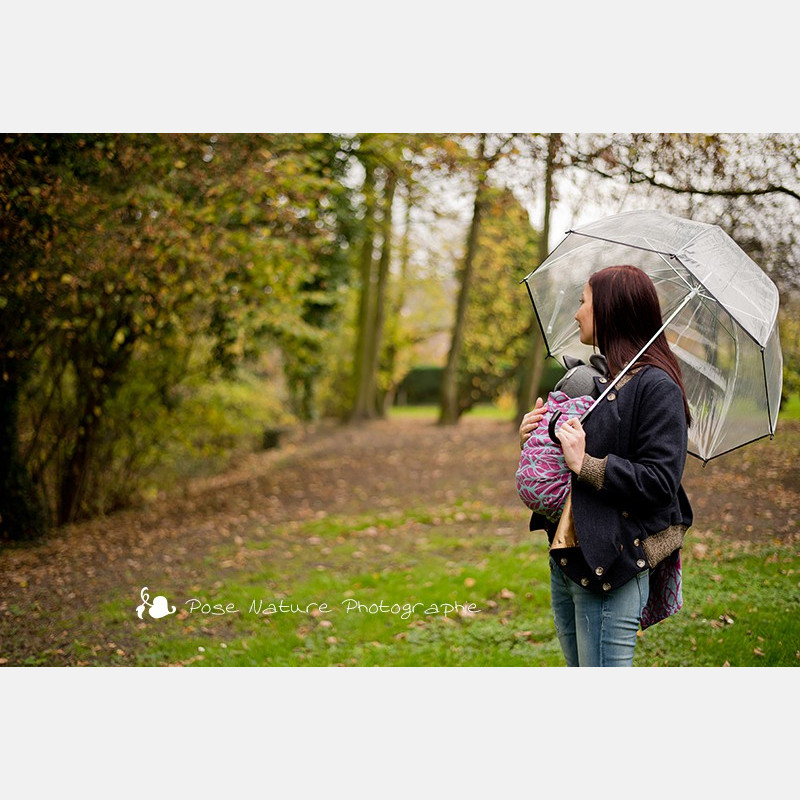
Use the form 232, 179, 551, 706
519, 264, 693, 667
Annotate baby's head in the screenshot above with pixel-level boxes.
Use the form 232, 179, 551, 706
554, 354, 608, 398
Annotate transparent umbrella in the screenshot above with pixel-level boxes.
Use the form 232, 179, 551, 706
522, 209, 783, 463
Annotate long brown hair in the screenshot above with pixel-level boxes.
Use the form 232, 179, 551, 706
589, 264, 691, 425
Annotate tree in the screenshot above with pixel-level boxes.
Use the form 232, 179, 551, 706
275, 134, 358, 420
1, 133, 350, 536
378, 180, 416, 413
562, 133, 800, 293
348, 134, 442, 421
0, 134, 57, 539
349, 152, 379, 421
515, 133, 561, 426
366, 168, 397, 414
438, 133, 522, 424
779, 299, 800, 403
452, 186, 540, 416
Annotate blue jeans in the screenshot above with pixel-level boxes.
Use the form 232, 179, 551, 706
550, 556, 649, 667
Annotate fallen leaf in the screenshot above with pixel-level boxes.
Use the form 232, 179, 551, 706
692, 543, 709, 559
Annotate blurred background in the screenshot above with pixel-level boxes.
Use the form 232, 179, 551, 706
2, 132, 799, 541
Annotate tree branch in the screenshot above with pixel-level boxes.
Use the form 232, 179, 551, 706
571, 150, 800, 203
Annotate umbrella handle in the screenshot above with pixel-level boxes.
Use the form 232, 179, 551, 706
548, 410, 563, 444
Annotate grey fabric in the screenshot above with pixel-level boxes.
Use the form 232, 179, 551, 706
554, 354, 609, 398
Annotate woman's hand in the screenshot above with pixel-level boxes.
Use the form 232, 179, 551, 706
556, 416, 586, 474
519, 397, 545, 449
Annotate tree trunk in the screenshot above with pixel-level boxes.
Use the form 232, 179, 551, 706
58, 403, 97, 525
515, 133, 560, 427
381, 185, 413, 415
350, 162, 379, 421
0, 367, 48, 541
367, 170, 397, 416
439, 135, 489, 425
57, 326, 135, 524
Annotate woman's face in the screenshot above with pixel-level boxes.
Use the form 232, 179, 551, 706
575, 283, 596, 347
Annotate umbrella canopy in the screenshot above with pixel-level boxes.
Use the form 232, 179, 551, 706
522, 210, 783, 463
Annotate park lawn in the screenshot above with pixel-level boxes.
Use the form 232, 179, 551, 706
634, 540, 800, 666
388, 404, 514, 422
103, 503, 800, 668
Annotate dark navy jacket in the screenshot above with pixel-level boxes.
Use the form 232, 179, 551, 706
530, 365, 693, 593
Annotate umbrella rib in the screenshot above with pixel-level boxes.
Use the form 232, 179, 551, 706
560, 229, 775, 349
674, 226, 708, 253
523, 277, 555, 359
762, 348, 776, 437
669, 255, 771, 349
691, 431, 776, 464
651, 245, 696, 293
525, 215, 781, 462
581, 287, 701, 424
567, 230, 676, 257
669, 289, 737, 345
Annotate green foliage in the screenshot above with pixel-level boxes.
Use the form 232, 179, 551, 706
456, 186, 541, 413
2, 132, 799, 538
18, 334, 294, 517
781, 394, 800, 419
780, 303, 800, 401
137, 362, 296, 495
395, 366, 443, 405
1, 134, 353, 532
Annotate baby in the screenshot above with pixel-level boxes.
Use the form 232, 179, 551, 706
516, 355, 607, 522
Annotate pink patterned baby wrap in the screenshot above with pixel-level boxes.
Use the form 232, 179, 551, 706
516, 390, 595, 522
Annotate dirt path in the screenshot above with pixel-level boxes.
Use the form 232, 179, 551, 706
1, 417, 798, 665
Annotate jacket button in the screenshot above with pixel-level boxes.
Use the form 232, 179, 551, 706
622, 510, 629, 518
598, 377, 607, 384
602, 582, 611, 591
637, 559, 646, 568
580, 578, 590, 587
595, 566, 604, 577
633, 538, 641, 547
607, 392, 616, 401
560, 557, 568, 566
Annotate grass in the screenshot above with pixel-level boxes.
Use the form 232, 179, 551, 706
781, 394, 800, 421
389, 403, 514, 421
634, 542, 800, 666
109, 501, 800, 667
